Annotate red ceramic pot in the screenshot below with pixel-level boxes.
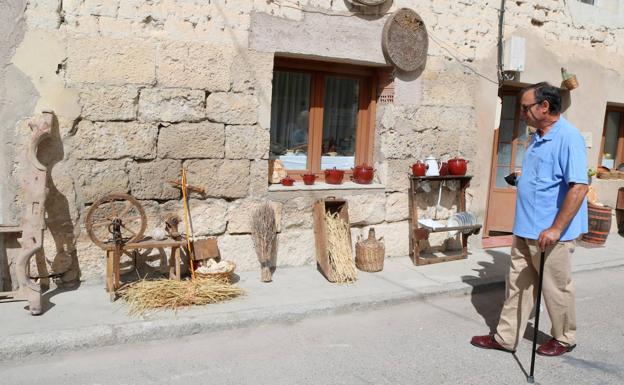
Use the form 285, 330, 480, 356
448, 157, 469, 176
281, 177, 295, 186
411, 161, 428, 176
439, 162, 449, 176
352, 164, 375, 184
302, 173, 317, 185
324, 168, 345, 184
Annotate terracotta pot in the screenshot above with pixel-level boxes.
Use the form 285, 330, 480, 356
352, 164, 375, 184
302, 173, 317, 185
448, 157, 469, 176
281, 177, 295, 186
439, 162, 449, 176
324, 168, 345, 184
411, 161, 428, 176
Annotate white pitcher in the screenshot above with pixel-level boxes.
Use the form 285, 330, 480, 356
425, 155, 440, 176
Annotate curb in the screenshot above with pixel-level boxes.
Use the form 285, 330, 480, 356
0, 259, 622, 362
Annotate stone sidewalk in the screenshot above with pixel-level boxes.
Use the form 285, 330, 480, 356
1, 235, 623, 362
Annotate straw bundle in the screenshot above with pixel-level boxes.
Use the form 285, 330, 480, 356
252, 202, 277, 282
324, 211, 357, 284
119, 278, 245, 316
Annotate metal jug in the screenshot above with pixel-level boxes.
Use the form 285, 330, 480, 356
425, 155, 440, 176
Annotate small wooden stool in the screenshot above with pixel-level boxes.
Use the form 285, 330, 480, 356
103, 239, 186, 300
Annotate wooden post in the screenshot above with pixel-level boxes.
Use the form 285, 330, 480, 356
106, 250, 114, 293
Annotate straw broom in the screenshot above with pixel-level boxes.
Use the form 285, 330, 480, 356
251, 202, 277, 282
119, 278, 245, 316
324, 211, 357, 284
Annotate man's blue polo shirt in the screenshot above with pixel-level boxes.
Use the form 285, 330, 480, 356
513, 116, 588, 241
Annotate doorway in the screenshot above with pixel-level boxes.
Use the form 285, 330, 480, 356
483, 87, 529, 248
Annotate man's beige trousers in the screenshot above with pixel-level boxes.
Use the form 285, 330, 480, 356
494, 235, 576, 350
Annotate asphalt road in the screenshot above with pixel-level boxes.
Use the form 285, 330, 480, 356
2, 267, 623, 385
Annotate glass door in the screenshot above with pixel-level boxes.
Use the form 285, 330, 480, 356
485, 90, 530, 237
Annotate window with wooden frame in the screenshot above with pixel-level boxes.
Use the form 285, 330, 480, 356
269, 58, 379, 179
598, 106, 624, 170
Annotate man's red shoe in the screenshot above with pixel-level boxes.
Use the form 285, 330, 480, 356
536, 338, 576, 356
470, 335, 515, 353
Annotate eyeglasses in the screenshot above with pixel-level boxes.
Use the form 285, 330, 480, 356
521, 102, 539, 112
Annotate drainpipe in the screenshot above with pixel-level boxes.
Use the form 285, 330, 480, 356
497, 0, 506, 86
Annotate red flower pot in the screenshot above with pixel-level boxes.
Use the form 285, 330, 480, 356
448, 157, 469, 176
302, 173, 317, 185
324, 168, 345, 184
411, 161, 428, 176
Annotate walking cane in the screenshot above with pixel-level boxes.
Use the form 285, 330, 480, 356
527, 250, 546, 384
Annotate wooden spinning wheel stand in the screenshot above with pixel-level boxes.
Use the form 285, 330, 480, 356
85, 193, 185, 300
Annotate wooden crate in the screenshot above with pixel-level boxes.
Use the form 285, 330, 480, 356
313, 198, 352, 282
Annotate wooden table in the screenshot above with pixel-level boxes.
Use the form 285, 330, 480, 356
102, 238, 186, 297
409, 175, 482, 265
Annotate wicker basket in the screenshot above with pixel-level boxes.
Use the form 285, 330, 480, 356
355, 228, 384, 272
195, 261, 236, 283
562, 75, 579, 91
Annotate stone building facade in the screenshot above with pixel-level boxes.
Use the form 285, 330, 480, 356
1, 0, 623, 285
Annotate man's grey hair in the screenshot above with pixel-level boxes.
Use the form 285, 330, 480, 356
520, 82, 562, 114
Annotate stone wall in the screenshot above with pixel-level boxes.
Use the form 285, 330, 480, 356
1, 0, 623, 284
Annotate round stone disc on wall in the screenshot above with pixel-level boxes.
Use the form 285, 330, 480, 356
382, 8, 429, 72
350, 0, 389, 5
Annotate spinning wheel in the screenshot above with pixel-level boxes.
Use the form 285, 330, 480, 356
85, 193, 147, 249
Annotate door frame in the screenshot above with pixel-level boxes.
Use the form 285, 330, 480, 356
482, 85, 525, 242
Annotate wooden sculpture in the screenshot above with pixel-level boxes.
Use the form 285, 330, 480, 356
0, 112, 53, 315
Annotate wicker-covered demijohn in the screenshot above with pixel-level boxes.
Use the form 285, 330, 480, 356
355, 228, 385, 272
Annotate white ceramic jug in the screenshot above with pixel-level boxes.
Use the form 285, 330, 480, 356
425, 155, 440, 176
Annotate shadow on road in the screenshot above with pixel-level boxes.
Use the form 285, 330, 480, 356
460, 250, 509, 333
461, 249, 551, 344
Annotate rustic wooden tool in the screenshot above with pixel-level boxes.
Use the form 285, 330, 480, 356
169, 173, 207, 280
193, 238, 220, 261
168, 179, 206, 195
85, 193, 148, 300
180, 168, 196, 279
85, 193, 147, 249
163, 213, 182, 240
0, 112, 54, 315
251, 203, 277, 282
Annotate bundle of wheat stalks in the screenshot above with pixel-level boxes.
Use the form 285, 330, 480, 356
252, 202, 277, 282
120, 278, 245, 316
325, 211, 357, 284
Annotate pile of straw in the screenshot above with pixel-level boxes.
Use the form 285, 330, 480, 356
119, 278, 245, 316
324, 211, 357, 284
251, 202, 277, 282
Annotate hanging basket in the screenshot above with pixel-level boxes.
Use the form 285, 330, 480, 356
562, 75, 579, 91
